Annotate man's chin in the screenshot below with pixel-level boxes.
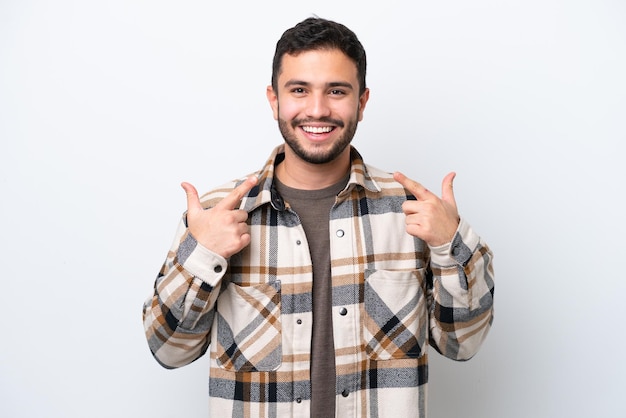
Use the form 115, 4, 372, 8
294, 151, 335, 165
292, 144, 349, 165
280, 123, 355, 165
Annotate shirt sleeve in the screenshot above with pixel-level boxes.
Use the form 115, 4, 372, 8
142, 216, 228, 369
427, 218, 495, 360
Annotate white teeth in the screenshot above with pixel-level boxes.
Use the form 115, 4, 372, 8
302, 126, 333, 134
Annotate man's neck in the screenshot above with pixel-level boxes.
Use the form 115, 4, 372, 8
275, 146, 351, 190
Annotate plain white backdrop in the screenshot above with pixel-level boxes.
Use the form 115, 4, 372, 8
1, 1, 624, 417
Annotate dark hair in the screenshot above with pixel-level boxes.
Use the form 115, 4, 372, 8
271, 17, 367, 95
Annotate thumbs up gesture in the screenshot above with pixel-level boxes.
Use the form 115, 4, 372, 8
181, 176, 258, 258
393, 171, 460, 247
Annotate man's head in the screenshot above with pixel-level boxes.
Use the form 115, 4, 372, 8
271, 17, 367, 96
267, 18, 370, 167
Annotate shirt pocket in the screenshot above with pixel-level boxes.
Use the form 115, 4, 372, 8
362, 269, 428, 360
215, 281, 282, 372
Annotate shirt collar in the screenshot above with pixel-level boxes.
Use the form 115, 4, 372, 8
241, 144, 381, 213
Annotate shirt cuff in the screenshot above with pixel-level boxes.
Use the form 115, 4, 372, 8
176, 231, 227, 286
428, 218, 480, 267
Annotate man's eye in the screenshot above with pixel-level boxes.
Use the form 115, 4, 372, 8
330, 89, 345, 95
292, 88, 305, 94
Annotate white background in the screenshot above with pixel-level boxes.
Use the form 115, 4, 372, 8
1, 1, 624, 417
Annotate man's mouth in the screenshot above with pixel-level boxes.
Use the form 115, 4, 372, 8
302, 126, 334, 134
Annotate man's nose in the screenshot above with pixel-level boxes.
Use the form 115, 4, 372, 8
305, 93, 331, 119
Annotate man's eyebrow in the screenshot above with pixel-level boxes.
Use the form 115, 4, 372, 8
327, 81, 354, 90
283, 80, 311, 88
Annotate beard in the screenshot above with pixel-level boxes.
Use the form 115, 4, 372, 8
277, 114, 359, 165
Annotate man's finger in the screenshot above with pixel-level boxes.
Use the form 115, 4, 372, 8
441, 172, 457, 205
181, 182, 203, 212
393, 171, 432, 200
216, 175, 259, 210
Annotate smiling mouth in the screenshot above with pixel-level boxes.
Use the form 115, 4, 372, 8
301, 126, 334, 134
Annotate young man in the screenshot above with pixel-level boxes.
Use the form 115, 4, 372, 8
143, 17, 494, 418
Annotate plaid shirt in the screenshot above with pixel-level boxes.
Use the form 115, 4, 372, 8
143, 144, 495, 418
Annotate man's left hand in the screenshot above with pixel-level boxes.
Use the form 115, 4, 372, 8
394, 171, 460, 247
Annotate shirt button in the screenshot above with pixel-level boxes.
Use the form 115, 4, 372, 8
336, 229, 345, 238
296, 398, 302, 403
296, 240, 301, 245
339, 307, 348, 316
342, 389, 349, 397
214, 265, 222, 273
296, 319, 302, 325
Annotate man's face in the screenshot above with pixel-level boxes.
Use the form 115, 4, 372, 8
267, 49, 369, 165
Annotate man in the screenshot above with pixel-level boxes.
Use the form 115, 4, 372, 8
143, 17, 494, 418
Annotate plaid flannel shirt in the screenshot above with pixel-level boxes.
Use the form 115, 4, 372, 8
143, 144, 495, 418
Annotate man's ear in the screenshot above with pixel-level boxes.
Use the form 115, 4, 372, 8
357, 88, 370, 121
266, 85, 279, 120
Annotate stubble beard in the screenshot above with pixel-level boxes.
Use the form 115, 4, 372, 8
277, 113, 359, 165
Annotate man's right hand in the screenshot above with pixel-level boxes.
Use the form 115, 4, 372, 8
181, 176, 258, 259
